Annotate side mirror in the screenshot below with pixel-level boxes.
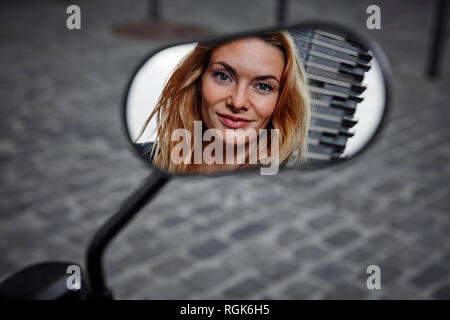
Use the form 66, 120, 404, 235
123, 22, 392, 176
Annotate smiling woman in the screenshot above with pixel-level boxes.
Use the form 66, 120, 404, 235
135, 31, 311, 175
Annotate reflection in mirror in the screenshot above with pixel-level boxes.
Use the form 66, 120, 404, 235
126, 25, 389, 175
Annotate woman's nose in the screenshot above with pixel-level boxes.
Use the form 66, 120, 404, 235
227, 84, 248, 111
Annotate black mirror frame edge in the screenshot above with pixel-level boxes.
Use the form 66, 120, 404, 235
122, 21, 393, 178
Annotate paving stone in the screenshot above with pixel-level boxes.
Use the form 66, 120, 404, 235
392, 213, 438, 233
152, 255, 191, 277
224, 277, 265, 298
256, 193, 284, 206
418, 233, 450, 251
114, 272, 153, 299
433, 285, 450, 300
324, 229, 361, 247
230, 221, 269, 240
275, 227, 308, 247
293, 245, 328, 262
365, 233, 400, 250
159, 215, 187, 228
263, 208, 298, 225
282, 281, 318, 299
381, 284, 425, 300
442, 253, 450, 264
123, 242, 169, 266
194, 203, 222, 216
410, 265, 450, 288
257, 260, 299, 281
145, 283, 189, 300
224, 245, 281, 272
344, 247, 375, 264
312, 263, 351, 283
323, 282, 368, 299
189, 238, 229, 259
124, 228, 158, 244
184, 267, 230, 291
308, 212, 342, 230
372, 179, 405, 195
384, 245, 433, 269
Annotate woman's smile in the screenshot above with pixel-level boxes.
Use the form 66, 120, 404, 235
217, 112, 254, 129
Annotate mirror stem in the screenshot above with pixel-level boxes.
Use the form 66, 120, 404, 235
85, 169, 171, 299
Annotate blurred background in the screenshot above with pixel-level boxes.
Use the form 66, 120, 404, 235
0, 0, 449, 299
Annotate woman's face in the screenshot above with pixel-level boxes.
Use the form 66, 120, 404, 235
200, 37, 285, 146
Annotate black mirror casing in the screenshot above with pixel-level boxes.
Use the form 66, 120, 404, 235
122, 22, 393, 177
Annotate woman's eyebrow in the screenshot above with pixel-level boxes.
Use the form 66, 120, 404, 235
213, 61, 280, 83
253, 75, 280, 83
214, 61, 237, 75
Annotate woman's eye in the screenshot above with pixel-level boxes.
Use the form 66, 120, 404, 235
214, 71, 231, 82
256, 83, 273, 92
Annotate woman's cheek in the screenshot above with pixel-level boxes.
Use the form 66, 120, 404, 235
203, 79, 225, 110
254, 95, 279, 122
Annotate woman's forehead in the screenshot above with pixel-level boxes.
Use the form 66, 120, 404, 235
209, 37, 285, 79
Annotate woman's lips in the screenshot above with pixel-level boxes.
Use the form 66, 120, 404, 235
217, 113, 253, 129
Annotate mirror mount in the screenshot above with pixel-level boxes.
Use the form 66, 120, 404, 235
85, 169, 170, 299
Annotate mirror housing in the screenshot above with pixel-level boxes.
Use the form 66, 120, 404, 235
123, 22, 392, 176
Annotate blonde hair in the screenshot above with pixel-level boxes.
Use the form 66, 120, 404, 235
137, 31, 310, 174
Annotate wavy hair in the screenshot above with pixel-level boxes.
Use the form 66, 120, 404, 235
136, 31, 310, 174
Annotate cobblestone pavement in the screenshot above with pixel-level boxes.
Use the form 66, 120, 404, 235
1, 0, 449, 299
